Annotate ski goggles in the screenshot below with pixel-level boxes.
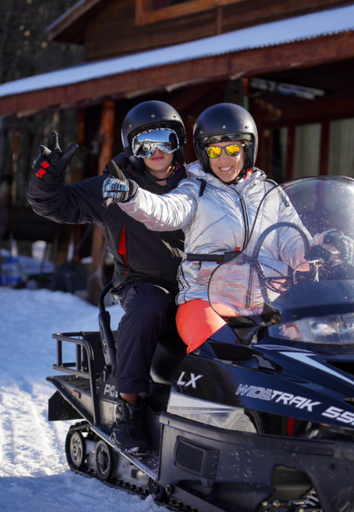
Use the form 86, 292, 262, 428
205, 144, 243, 159
131, 128, 179, 158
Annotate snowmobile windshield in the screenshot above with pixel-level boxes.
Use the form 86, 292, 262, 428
208, 176, 354, 328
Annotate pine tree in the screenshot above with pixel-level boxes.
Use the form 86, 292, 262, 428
0, 0, 84, 206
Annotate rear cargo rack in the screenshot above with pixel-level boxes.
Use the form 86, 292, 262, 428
52, 331, 94, 377
50, 331, 106, 425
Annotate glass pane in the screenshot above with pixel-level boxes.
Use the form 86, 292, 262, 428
294, 123, 321, 178
329, 118, 354, 177
208, 176, 354, 326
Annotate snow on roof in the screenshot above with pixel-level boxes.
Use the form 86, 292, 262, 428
0, 4, 354, 99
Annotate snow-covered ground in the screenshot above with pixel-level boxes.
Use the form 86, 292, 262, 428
0, 287, 163, 512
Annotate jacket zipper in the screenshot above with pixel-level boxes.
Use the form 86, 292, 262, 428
236, 183, 258, 309
240, 193, 253, 308
232, 189, 252, 308
238, 194, 249, 248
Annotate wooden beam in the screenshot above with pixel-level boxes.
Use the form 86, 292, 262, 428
2, 31, 354, 118
97, 100, 115, 176
135, 0, 244, 26
46, 0, 103, 42
215, 6, 223, 35
255, 95, 354, 128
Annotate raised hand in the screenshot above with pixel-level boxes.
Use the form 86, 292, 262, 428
32, 131, 78, 188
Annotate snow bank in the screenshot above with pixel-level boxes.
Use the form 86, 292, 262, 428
0, 288, 161, 512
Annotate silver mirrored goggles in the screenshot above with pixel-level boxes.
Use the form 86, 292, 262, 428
131, 128, 179, 158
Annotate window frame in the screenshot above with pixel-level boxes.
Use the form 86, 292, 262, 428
135, 0, 246, 26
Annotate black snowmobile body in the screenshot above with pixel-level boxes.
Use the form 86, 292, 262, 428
47, 176, 354, 512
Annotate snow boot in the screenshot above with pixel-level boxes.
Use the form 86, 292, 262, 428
111, 396, 149, 454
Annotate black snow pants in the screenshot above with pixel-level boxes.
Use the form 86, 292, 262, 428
114, 280, 178, 394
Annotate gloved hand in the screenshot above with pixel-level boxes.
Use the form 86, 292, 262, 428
32, 131, 78, 190
102, 160, 137, 205
324, 230, 354, 265
306, 243, 340, 263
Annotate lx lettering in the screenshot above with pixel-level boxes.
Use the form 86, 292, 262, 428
177, 372, 203, 388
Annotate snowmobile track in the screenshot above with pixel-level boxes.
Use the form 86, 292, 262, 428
66, 460, 201, 512
65, 422, 201, 512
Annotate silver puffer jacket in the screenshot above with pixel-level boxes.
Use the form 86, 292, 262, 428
119, 162, 316, 306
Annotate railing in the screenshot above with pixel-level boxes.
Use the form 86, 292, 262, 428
52, 331, 103, 425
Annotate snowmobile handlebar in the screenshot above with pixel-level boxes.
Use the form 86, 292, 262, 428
186, 251, 240, 263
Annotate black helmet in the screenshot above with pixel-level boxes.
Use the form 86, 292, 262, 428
193, 103, 258, 175
121, 100, 186, 171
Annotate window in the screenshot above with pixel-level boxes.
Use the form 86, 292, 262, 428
294, 123, 321, 179
135, 0, 245, 26
328, 118, 354, 177
267, 118, 354, 182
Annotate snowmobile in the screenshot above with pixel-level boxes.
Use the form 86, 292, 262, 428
47, 175, 354, 512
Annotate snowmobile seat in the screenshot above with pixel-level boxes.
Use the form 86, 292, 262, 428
150, 326, 186, 386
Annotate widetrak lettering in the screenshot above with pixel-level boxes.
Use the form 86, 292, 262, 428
236, 384, 321, 412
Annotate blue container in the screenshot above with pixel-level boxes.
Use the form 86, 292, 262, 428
0, 257, 24, 286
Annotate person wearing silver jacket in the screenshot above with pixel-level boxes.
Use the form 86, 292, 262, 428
103, 103, 354, 353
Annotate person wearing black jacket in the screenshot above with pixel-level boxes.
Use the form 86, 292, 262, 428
27, 101, 187, 453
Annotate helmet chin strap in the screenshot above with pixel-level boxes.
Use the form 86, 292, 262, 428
227, 152, 252, 184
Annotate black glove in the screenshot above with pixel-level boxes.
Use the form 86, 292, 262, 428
32, 131, 78, 191
324, 230, 354, 266
102, 160, 138, 205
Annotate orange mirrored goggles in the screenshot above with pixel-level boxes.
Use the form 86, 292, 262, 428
206, 144, 242, 159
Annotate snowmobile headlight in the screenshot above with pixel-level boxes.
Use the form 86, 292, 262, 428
268, 313, 354, 344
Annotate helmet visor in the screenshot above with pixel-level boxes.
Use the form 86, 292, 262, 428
132, 128, 179, 158
199, 133, 253, 147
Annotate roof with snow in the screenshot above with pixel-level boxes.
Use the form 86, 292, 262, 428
0, 4, 354, 100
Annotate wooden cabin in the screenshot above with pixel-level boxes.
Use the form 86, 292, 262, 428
1, 0, 354, 177
1, 0, 354, 300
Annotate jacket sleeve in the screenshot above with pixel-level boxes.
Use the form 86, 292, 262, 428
118, 179, 200, 231
26, 174, 110, 226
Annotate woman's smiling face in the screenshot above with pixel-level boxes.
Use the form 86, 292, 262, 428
207, 141, 245, 183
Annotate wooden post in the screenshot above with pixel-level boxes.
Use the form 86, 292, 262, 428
285, 125, 295, 181
72, 108, 87, 257
319, 121, 330, 175
89, 99, 115, 305
215, 7, 223, 35
260, 128, 273, 177
241, 77, 250, 111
